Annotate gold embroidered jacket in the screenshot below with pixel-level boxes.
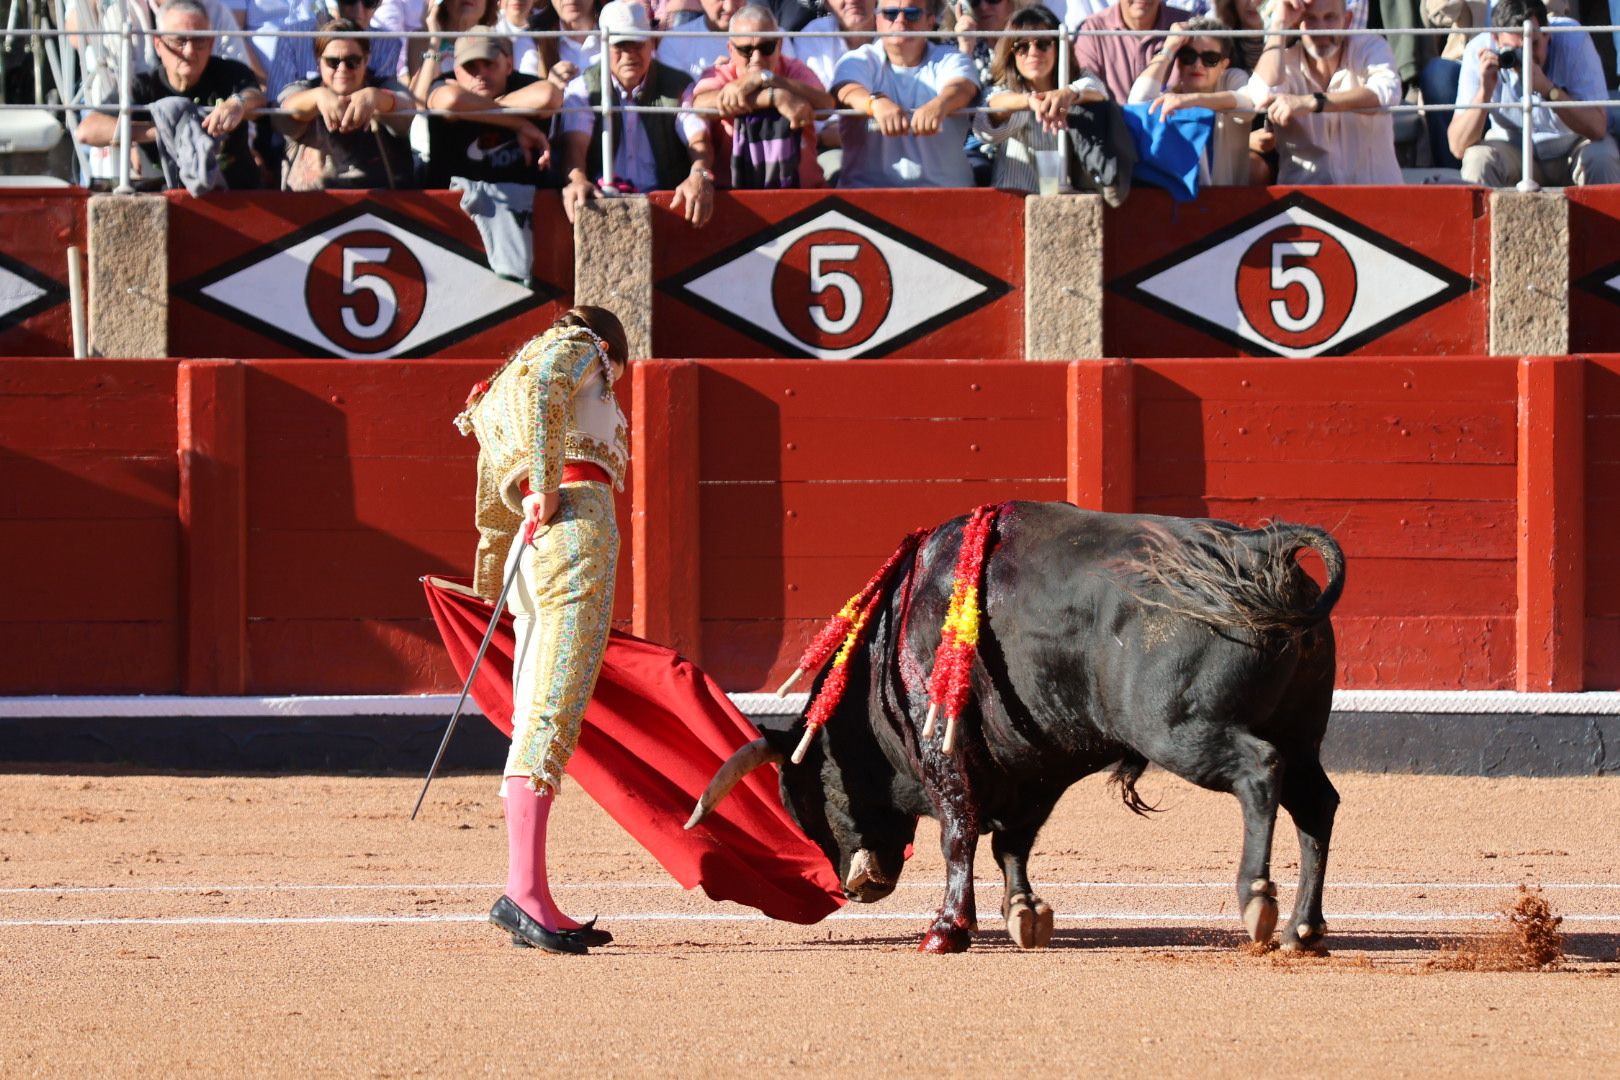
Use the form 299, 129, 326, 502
456, 325, 628, 597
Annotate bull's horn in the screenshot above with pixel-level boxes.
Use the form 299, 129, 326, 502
774, 668, 806, 698
684, 737, 784, 830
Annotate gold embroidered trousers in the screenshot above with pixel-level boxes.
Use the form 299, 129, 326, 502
502, 482, 619, 795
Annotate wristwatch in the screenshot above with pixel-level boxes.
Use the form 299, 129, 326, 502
1312, 92, 1327, 113
758, 69, 776, 85
690, 163, 715, 183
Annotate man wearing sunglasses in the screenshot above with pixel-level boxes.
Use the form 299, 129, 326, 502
1074, 0, 1196, 104
265, 0, 403, 101
830, 0, 980, 187
77, 0, 268, 189
688, 3, 836, 186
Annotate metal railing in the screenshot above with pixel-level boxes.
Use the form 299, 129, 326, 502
7, 18, 1617, 194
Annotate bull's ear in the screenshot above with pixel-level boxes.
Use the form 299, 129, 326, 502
754, 721, 805, 765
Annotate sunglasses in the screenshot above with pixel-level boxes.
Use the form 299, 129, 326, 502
1012, 39, 1055, 55
1174, 47, 1226, 67
876, 6, 927, 22
732, 40, 778, 59
322, 54, 366, 70
159, 34, 208, 51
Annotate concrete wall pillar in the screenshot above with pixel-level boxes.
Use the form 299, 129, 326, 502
572, 197, 654, 359
1024, 194, 1106, 361
1489, 190, 1568, 357
87, 194, 168, 358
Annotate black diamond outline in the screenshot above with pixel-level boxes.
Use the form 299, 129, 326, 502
173, 200, 558, 358
0, 248, 69, 333
658, 196, 1012, 359
1108, 191, 1478, 358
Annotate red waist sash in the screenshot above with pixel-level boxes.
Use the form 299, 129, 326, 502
520, 463, 611, 497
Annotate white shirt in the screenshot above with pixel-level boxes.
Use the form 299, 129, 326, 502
654, 23, 730, 83
1247, 33, 1403, 184
560, 69, 702, 191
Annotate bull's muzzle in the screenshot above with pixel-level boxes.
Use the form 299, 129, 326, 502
843, 848, 895, 902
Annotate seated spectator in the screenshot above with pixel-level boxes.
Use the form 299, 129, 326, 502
496, 0, 547, 76
409, 0, 499, 102
69, 0, 256, 107
76, 0, 267, 190
557, 1, 716, 224
1211, 0, 1265, 69
973, 4, 1107, 191
521, 0, 604, 85
1131, 16, 1264, 184
276, 17, 415, 188
267, 0, 403, 101
831, 0, 980, 187
1419, 0, 1484, 168
786, 0, 875, 90
952, 0, 1014, 86
1075, 0, 1196, 104
1447, 0, 1619, 185
657, 0, 743, 81
689, 3, 836, 186
425, 28, 562, 185
1249, 0, 1403, 184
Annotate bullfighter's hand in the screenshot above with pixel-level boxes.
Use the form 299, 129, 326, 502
521, 490, 559, 545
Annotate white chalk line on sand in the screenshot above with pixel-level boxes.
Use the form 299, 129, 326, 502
4, 879, 1619, 896
4, 911, 1620, 929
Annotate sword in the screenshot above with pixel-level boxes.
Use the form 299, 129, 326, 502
411, 520, 542, 820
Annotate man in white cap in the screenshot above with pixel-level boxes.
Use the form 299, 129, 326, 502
427, 28, 563, 185
558, 0, 716, 226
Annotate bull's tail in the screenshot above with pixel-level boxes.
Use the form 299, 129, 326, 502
1127, 520, 1346, 637
1108, 751, 1162, 817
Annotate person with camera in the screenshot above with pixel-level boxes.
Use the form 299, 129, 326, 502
1446, 0, 1618, 186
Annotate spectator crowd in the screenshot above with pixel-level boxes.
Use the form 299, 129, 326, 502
44, 0, 1620, 204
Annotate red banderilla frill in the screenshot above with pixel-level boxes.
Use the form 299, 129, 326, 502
923, 503, 1000, 755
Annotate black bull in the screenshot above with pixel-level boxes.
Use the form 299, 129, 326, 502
691, 501, 1347, 954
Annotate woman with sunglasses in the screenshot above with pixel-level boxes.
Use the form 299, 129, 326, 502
277, 18, 417, 189
971, 4, 1106, 193
1129, 15, 1261, 186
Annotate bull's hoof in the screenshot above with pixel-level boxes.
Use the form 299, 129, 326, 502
1242, 879, 1279, 944
1033, 899, 1054, 948
1280, 921, 1329, 955
1005, 894, 1055, 949
918, 924, 972, 954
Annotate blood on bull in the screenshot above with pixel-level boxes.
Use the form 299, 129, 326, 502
690, 500, 1346, 954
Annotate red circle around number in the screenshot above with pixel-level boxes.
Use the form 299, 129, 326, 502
1235, 225, 1357, 351
305, 229, 428, 355
771, 229, 893, 353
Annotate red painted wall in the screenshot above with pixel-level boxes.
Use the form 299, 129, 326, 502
1569, 189, 1620, 355
0, 355, 1608, 695
0, 189, 85, 357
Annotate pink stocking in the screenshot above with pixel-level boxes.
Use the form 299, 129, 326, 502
503, 779, 581, 932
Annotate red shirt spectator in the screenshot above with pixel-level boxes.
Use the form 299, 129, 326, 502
1075, 0, 1194, 103
690, 50, 829, 187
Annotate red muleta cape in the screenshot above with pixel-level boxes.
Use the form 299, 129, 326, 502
422, 576, 845, 925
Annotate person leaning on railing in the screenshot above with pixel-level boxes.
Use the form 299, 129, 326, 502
972, 4, 1108, 192
556, 1, 717, 224
1447, 0, 1620, 186
265, 0, 404, 102
785, 0, 877, 183
408, 0, 499, 103
76, 0, 269, 189
1074, 0, 1197, 105
1132, 16, 1267, 185
1249, 0, 1403, 183
687, 3, 837, 186
830, 0, 980, 187
275, 17, 416, 188
424, 28, 562, 185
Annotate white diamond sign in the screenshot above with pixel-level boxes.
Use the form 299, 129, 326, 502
664, 201, 1008, 359
187, 207, 541, 358
0, 252, 63, 331
1115, 196, 1473, 358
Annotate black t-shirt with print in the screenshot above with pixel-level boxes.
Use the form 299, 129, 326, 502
129, 57, 262, 190
427, 72, 558, 189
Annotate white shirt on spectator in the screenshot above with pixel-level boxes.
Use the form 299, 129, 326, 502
507, 28, 601, 77
786, 13, 854, 90
560, 67, 704, 191
1246, 32, 1402, 184
1455, 20, 1611, 160
653, 23, 730, 82
832, 41, 979, 188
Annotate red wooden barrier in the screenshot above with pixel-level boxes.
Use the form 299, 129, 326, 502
1586, 356, 1620, 689
0, 188, 85, 357
0, 359, 179, 692
1106, 188, 1488, 359
167, 191, 573, 361
1568, 189, 1620, 355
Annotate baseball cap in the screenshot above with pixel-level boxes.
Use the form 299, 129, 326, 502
454, 28, 512, 67
598, 0, 653, 43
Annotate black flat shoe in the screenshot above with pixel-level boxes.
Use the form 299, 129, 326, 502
489, 896, 588, 955
511, 916, 613, 949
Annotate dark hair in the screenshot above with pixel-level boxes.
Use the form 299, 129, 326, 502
556, 305, 630, 367
314, 17, 369, 60
1178, 16, 1234, 65
1491, 0, 1548, 30
989, 5, 1061, 94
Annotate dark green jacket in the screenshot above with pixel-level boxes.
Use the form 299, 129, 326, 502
583, 60, 694, 191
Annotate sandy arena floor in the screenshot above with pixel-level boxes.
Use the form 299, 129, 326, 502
2, 769, 1617, 1078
